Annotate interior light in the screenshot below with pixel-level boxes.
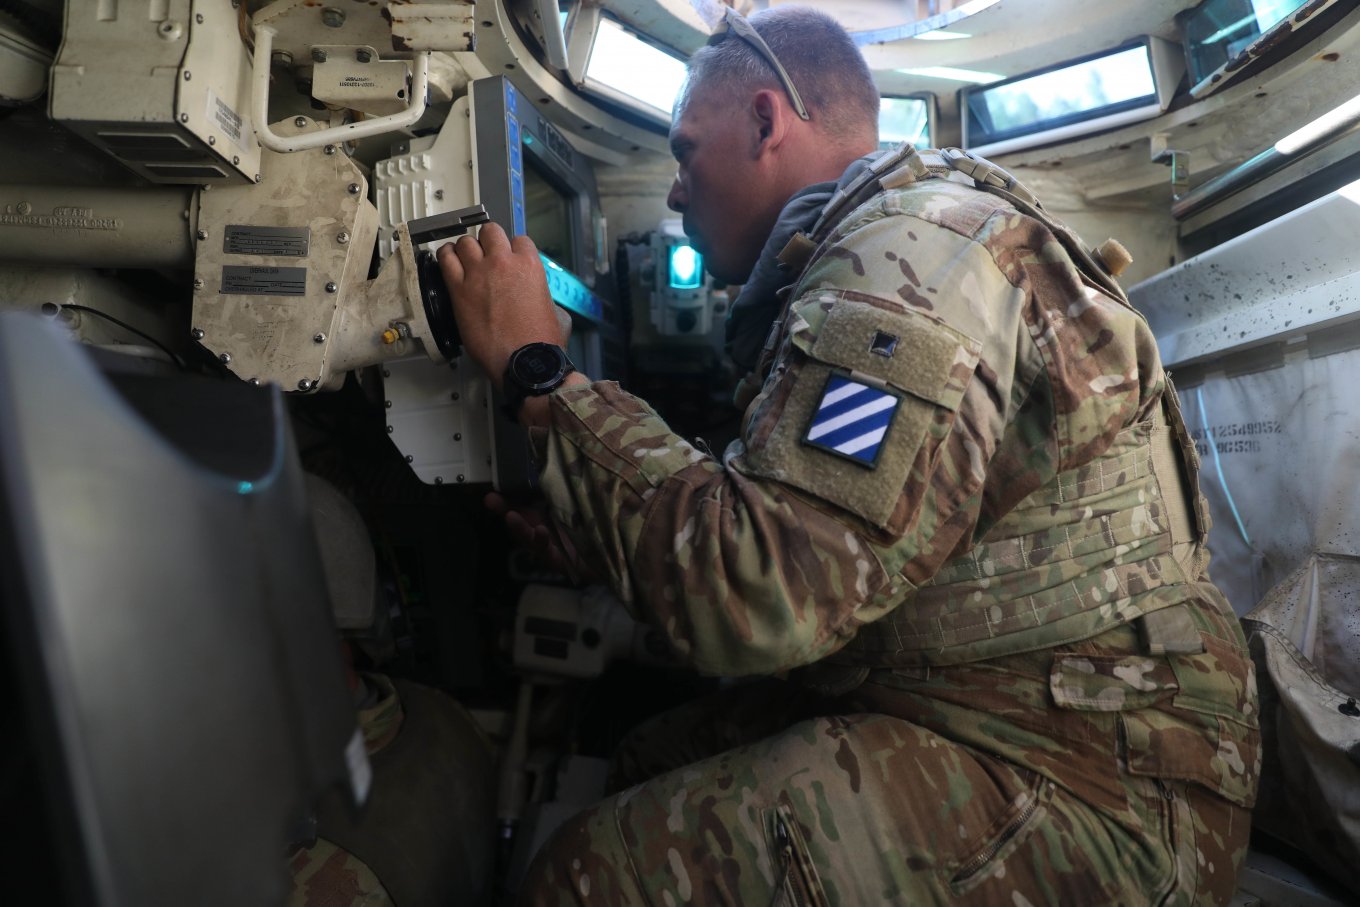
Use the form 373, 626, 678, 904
584, 17, 688, 118
1340, 176, 1360, 206
668, 244, 703, 290
898, 66, 1002, 84
1274, 92, 1360, 155
914, 31, 971, 41
956, 0, 1003, 15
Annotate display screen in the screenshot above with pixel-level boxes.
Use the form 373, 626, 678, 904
522, 152, 574, 267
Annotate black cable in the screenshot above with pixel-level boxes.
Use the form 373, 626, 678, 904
59, 305, 187, 370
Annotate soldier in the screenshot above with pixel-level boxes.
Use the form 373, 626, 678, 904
440, 7, 1258, 905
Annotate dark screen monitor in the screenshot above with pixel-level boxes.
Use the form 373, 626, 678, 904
522, 150, 576, 267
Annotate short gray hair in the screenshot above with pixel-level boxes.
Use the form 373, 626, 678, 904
681, 6, 880, 144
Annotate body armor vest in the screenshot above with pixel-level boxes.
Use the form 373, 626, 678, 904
776, 145, 1214, 670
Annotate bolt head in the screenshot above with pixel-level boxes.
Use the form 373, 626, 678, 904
219, 352, 232, 364
337, 231, 350, 244
321, 7, 346, 28
313, 333, 326, 343
249, 378, 260, 386
193, 277, 204, 289
456, 475, 465, 483
195, 13, 204, 24
384, 400, 393, 408
434, 476, 444, 485
208, 136, 216, 145
356, 49, 372, 63
325, 281, 338, 293
347, 182, 360, 195
297, 379, 311, 391
453, 432, 462, 441
405, 455, 413, 463
195, 229, 207, 240
191, 328, 204, 340
232, 155, 240, 165
179, 113, 189, 123
386, 425, 394, 433
183, 71, 192, 81
254, 174, 262, 183
434, 189, 444, 200
311, 48, 328, 63
294, 116, 307, 128
324, 144, 336, 155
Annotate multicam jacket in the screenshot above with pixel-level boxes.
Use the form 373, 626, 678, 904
537, 147, 1258, 809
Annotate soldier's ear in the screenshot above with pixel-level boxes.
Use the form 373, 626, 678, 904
750, 89, 789, 158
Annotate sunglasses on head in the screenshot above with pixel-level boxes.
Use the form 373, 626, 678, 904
707, 8, 811, 121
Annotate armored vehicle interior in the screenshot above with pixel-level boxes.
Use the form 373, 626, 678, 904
2, 1, 1358, 904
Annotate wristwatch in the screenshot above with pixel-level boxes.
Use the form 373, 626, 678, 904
502, 342, 576, 417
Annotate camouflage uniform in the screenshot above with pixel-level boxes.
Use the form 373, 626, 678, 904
523, 147, 1259, 905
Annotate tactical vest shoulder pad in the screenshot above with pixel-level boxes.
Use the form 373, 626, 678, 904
804, 143, 1133, 308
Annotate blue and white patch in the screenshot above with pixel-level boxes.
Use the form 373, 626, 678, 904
803, 373, 900, 468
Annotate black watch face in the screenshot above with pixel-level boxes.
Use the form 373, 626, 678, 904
513, 344, 567, 391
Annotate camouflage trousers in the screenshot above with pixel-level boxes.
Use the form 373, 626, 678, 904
519, 626, 1253, 906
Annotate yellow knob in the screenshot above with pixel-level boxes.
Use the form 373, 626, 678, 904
1095, 238, 1133, 277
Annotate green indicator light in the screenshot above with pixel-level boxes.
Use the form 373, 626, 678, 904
237, 481, 254, 495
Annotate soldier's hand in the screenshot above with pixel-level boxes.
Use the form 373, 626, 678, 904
436, 223, 563, 388
485, 491, 583, 580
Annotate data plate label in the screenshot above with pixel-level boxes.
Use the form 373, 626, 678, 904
224, 225, 310, 257
221, 265, 307, 296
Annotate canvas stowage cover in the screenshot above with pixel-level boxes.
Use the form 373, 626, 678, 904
1243, 554, 1360, 891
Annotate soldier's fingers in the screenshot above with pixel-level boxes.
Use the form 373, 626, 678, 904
531, 525, 572, 576
453, 232, 483, 265
477, 221, 512, 256
510, 233, 540, 258
437, 242, 464, 285
502, 510, 540, 548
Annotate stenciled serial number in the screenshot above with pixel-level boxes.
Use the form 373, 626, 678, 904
0, 213, 120, 230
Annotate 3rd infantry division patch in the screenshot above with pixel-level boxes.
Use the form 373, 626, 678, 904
804, 373, 900, 468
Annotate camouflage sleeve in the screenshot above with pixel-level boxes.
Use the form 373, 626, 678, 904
539, 184, 1161, 676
